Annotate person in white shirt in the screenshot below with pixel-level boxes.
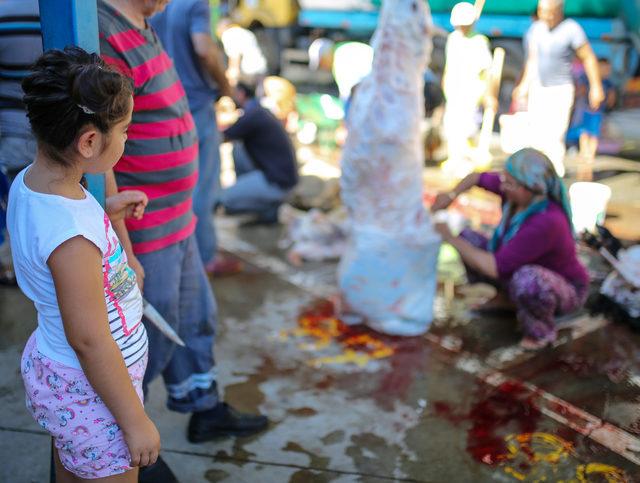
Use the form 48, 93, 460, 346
442, 1, 495, 177
513, 0, 604, 176
217, 18, 268, 85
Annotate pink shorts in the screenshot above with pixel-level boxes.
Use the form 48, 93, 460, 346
21, 333, 147, 479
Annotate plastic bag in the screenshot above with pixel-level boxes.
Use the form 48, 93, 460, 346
338, 0, 440, 335
339, 225, 440, 335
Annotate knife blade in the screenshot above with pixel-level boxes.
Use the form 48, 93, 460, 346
143, 299, 186, 347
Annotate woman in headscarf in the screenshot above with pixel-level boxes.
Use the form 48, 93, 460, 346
432, 148, 589, 349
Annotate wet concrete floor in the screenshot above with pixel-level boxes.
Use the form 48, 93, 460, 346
1, 218, 639, 482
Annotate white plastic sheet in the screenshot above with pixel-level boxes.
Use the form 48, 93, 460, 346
339, 0, 440, 335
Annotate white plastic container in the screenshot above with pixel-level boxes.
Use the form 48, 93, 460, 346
569, 181, 612, 233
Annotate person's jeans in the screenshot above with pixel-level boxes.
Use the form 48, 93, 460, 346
136, 235, 219, 413
0, 169, 8, 247
191, 104, 222, 266
220, 143, 289, 215
0, 135, 35, 250
0, 135, 36, 176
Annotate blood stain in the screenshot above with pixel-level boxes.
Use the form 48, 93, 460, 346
433, 381, 541, 465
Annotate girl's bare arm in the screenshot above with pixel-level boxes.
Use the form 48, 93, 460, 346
48, 237, 159, 467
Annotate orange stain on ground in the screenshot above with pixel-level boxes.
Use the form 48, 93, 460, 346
500, 432, 629, 482
280, 299, 394, 367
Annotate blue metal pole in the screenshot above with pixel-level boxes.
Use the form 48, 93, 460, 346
38, 0, 105, 206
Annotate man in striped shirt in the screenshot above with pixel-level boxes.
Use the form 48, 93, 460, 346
98, 0, 268, 458
150, 0, 233, 274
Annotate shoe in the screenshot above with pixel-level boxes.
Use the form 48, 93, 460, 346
138, 455, 179, 483
555, 311, 584, 331
187, 402, 269, 443
204, 255, 243, 277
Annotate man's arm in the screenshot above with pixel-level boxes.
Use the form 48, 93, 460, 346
576, 43, 604, 110
192, 32, 233, 98
512, 27, 538, 103
189, 1, 233, 98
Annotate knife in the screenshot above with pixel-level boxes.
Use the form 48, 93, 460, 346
143, 299, 186, 347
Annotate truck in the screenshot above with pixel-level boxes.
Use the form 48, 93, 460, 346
224, 0, 640, 107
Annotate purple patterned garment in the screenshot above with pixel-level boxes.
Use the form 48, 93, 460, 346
460, 228, 587, 341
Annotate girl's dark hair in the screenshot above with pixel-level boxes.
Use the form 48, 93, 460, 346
22, 46, 133, 167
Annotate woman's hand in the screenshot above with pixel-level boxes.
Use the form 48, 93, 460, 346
431, 192, 455, 212
435, 222, 454, 242
122, 415, 161, 468
106, 190, 148, 222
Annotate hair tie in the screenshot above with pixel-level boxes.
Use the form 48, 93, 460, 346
78, 104, 95, 115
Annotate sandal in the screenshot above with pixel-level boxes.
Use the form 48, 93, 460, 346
204, 255, 244, 277
519, 335, 555, 351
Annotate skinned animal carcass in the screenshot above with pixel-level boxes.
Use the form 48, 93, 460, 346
338, 0, 441, 336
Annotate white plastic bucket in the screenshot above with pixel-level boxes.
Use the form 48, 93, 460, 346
569, 182, 612, 233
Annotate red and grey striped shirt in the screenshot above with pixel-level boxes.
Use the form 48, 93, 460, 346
98, 0, 198, 255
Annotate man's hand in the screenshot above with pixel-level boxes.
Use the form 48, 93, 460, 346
216, 96, 239, 130
106, 190, 148, 222
589, 84, 605, 111
483, 95, 499, 113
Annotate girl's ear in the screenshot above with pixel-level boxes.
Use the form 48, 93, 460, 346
76, 127, 101, 160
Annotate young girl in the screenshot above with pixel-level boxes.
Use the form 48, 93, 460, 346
7, 46, 159, 481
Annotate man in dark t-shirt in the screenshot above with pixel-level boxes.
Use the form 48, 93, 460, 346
221, 82, 298, 223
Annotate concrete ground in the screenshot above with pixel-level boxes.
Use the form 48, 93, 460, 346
2, 204, 640, 482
